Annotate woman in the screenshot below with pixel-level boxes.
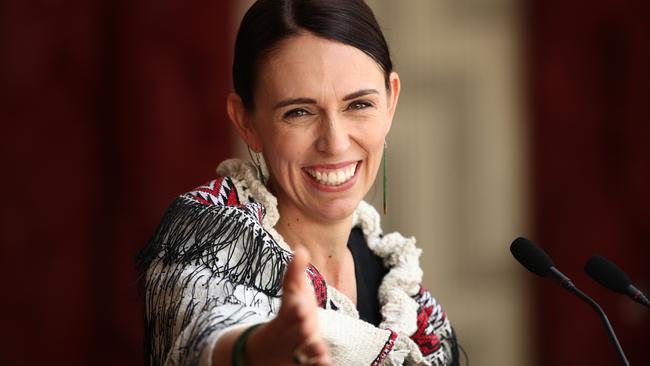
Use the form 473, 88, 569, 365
138, 0, 459, 365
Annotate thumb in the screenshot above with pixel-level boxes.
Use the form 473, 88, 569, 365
283, 246, 311, 294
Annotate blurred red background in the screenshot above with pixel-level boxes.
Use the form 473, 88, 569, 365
1, 0, 648, 365
529, 0, 650, 364
1, 1, 233, 365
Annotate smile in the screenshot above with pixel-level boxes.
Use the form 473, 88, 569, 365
304, 161, 359, 186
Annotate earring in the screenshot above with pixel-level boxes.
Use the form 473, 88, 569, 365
383, 140, 388, 215
247, 146, 266, 185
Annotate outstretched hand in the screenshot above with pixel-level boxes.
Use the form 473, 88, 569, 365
247, 247, 333, 365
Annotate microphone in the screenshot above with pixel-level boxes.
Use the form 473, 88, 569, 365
509, 237, 574, 288
510, 237, 630, 366
585, 254, 650, 308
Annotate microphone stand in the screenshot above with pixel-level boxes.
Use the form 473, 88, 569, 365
550, 267, 630, 366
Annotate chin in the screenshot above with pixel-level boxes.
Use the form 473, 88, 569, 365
312, 197, 361, 222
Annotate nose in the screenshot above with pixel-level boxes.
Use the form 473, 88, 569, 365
315, 115, 350, 155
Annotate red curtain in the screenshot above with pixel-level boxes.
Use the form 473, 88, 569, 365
1, 1, 233, 365
529, 0, 650, 364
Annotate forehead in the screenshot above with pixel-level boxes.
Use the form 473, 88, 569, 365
256, 32, 385, 100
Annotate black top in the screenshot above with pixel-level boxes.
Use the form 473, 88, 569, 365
347, 227, 388, 326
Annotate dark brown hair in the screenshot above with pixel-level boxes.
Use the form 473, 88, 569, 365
233, 0, 393, 110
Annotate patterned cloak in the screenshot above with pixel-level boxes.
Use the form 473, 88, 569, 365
137, 159, 458, 366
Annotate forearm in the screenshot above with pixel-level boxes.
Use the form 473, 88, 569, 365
213, 312, 331, 366
212, 322, 279, 366
211, 322, 290, 366
212, 326, 245, 366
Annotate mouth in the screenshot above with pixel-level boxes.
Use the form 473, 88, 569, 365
303, 161, 360, 187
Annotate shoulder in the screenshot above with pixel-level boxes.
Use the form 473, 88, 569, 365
154, 159, 281, 237
183, 175, 242, 207
157, 159, 283, 248
181, 159, 277, 226
137, 159, 292, 293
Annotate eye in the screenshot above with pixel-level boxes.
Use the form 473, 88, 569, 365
347, 100, 373, 110
283, 108, 312, 119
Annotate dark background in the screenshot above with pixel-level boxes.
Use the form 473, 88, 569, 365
1, 1, 232, 365
529, 0, 650, 364
1, 0, 648, 365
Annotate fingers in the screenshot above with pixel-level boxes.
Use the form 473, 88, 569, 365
283, 312, 319, 342
283, 246, 311, 294
277, 247, 333, 365
280, 247, 318, 331
246, 320, 332, 366
294, 339, 334, 366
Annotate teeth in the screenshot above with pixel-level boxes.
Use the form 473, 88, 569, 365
306, 163, 358, 186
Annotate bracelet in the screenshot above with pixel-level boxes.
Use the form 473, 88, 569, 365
231, 323, 262, 366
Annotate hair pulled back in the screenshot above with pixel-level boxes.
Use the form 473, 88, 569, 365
233, 0, 393, 110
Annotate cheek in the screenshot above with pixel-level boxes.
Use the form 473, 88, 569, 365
355, 119, 390, 153
263, 132, 310, 171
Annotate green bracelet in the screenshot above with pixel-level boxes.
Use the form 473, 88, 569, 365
231, 323, 262, 366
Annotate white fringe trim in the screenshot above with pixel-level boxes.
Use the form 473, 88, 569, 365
327, 286, 359, 317
353, 201, 423, 337
216, 159, 292, 252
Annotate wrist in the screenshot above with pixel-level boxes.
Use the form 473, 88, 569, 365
231, 323, 263, 366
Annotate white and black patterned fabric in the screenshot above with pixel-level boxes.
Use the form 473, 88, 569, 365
137, 159, 458, 366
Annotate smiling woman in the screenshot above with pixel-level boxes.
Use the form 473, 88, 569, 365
233, 32, 397, 224
137, 1, 458, 366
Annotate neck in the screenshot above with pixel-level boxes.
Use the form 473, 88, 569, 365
274, 201, 353, 272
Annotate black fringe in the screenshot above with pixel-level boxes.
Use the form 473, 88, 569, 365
447, 326, 461, 366
138, 197, 290, 294
137, 196, 291, 366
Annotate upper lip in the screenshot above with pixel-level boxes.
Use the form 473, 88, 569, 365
303, 160, 360, 170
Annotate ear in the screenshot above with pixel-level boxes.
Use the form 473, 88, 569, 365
386, 72, 401, 126
227, 93, 262, 152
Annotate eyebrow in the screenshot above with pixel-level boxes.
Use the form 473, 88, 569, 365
273, 89, 380, 110
274, 97, 317, 110
342, 89, 379, 101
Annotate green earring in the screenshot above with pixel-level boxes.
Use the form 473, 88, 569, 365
383, 141, 388, 215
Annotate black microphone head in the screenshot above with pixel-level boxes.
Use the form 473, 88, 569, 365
585, 255, 631, 294
510, 237, 555, 277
